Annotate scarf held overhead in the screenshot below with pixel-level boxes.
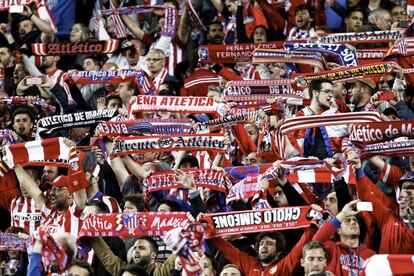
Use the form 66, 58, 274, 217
315, 30, 403, 44
349, 121, 414, 144
112, 133, 226, 157
79, 212, 188, 237
31, 39, 121, 55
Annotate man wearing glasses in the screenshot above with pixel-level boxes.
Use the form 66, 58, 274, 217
145, 49, 174, 92
285, 78, 338, 159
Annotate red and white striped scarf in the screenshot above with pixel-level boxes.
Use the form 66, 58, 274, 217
152, 67, 168, 92
3, 137, 76, 169
108, 0, 127, 38
349, 121, 414, 144
144, 169, 229, 195
184, 0, 206, 31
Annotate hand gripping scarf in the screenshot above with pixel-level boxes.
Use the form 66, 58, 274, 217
96, 118, 193, 139
252, 49, 326, 71
292, 62, 394, 87
78, 212, 188, 237
34, 227, 68, 273
144, 169, 229, 195
198, 41, 284, 64
36, 109, 118, 136
164, 222, 205, 276
314, 30, 403, 44
31, 39, 121, 55
111, 133, 226, 157
284, 42, 359, 67
349, 121, 414, 144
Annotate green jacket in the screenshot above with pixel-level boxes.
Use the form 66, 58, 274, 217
91, 237, 176, 276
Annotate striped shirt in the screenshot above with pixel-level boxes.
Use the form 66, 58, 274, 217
10, 196, 43, 235
41, 201, 83, 238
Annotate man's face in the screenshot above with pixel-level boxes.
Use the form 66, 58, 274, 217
258, 236, 277, 264
345, 11, 363, 32
314, 82, 334, 110
0, 47, 12, 67
146, 51, 165, 75
67, 265, 90, 276
243, 152, 262, 166
274, 186, 288, 207
378, 75, 394, 91
115, 82, 133, 104
338, 215, 360, 237
69, 23, 83, 43
399, 190, 411, 219
301, 248, 327, 276
132, 240, 155, 267
244, 124, 259, 144
225, 0, 238, 14
349, 82, 363, 105
374, 12, 392, 30
123, 201, 138, 214
332, 82, 347, 101
13, 64, 28, 85
253, 26, 267, 43
13, 113, 33, 136
50, 186, 70, 210
392, 6, 407, 23
83, 58, 99, 71
42, 56, 57, 69
295, 9, 311, 29
107, 98, 122, 109
324, 192, 338, 216
219, 267, 241, 276
207, 23, 224, 44
180, 161, 198, 169
157, 203, 171, 212
43, 166, 59, 183
18, 20, 35, 39
200, 256, 215, 276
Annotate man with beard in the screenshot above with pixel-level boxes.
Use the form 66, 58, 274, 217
313, 200, 376, 276
285, 78, 340, 159
13, 164, 87, 237
209, 226, 317, 275
206, 21, 225, 45
347, 78, 376, 112
89, 235, 175, 276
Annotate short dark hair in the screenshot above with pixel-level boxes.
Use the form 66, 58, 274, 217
255, 232, 286, 259
138, 236, 158, 255
119, 263, 148, 276
207, 21, 223, 31
309, 78, 333, 99
302, 241, 327, 258
127, 81, 140, 96
68, 260, 94, 276
12, 106, 35, 124
124, 195, 147, 212
105, 94, 122, 106
295, 4, 314, 16
157, 198, 182, 212
85, 200, 110, 213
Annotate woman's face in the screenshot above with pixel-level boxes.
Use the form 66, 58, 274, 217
70, 24, 83, 42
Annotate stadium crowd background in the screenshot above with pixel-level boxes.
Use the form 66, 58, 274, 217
0, 0, 414, 275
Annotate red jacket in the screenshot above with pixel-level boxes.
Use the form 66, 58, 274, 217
356, 169, 414, 254
210, 226, 316, 276
313, 219, 376, 276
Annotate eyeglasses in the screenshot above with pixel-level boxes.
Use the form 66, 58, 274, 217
318, 89, 334, 94
146, 58, 163, 62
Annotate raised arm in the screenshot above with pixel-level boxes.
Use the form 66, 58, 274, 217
14, 165, 46, 209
